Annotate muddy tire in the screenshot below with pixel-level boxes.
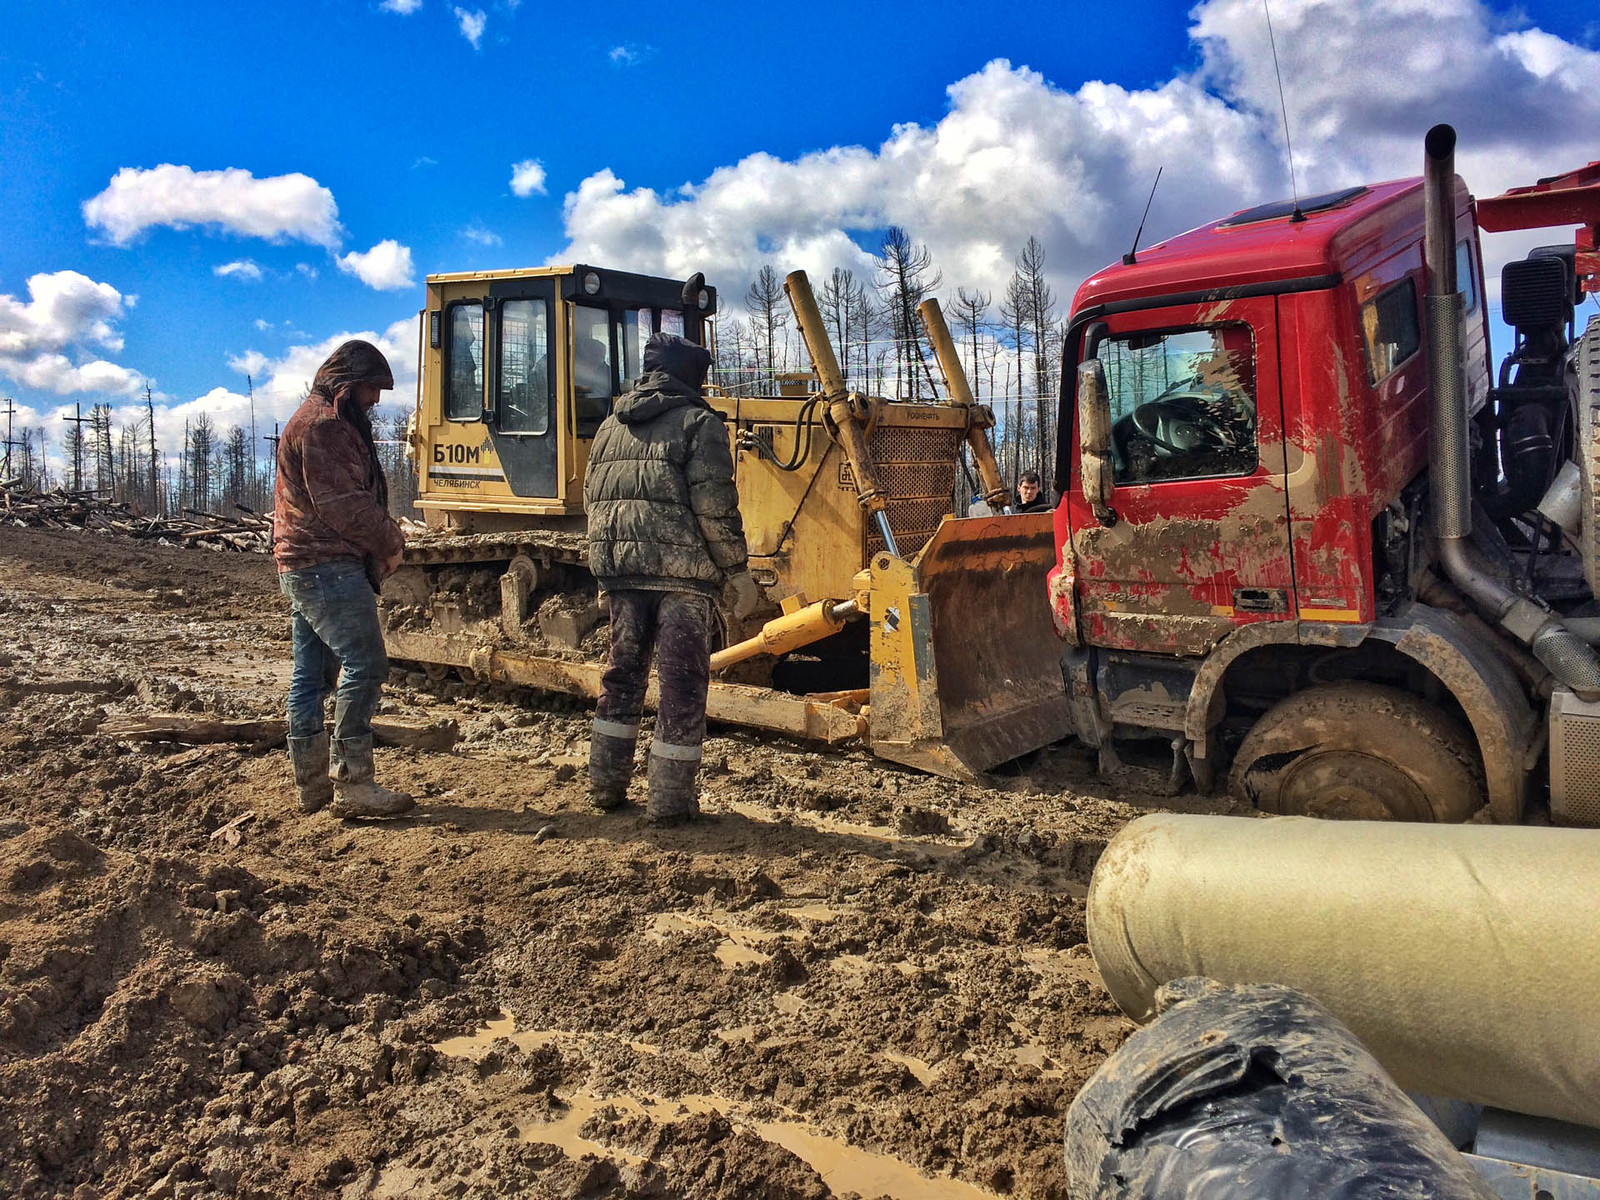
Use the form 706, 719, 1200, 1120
1227, 682, 1484, 822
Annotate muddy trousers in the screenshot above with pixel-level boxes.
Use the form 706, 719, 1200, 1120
279, 560, 389, 742
592, 589, 712, 818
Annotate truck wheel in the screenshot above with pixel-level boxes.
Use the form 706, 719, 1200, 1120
1227, 683, 1484, 822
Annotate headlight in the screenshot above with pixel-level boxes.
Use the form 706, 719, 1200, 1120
697, 289, 710, 311
583, 272, 601, 296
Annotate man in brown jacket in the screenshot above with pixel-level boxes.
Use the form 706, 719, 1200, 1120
274, 339, 414, 819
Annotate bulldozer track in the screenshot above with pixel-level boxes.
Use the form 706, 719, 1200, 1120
401, 529, 590, 569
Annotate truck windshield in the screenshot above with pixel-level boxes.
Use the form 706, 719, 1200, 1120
1100, 324, 1258, 484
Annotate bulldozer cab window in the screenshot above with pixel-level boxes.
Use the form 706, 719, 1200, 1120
572, 305, 615, 433
1360, 277, 1420, 385
620, 308, 652, 392
1101, 324, 1258, 485
498, 298, 551, 435
446, 302, 485, 421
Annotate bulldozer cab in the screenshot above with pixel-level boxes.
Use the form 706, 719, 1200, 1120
414, 265, 716, 528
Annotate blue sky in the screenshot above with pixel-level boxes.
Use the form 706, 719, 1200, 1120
2, 0, 1596, 470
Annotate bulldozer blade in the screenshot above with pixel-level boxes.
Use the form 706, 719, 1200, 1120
868, 513, 1074, 780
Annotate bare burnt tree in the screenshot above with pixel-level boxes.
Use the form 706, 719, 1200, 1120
187, 413, 216, 512
999, 271, 1030, 481
1017, 237, 1058, 481
744, 265, 788, 392
820, 267, 874, 390
874, 227, 941, 400
713, 319, 754, 396
222, 425, 249, 507
951, 287, 991, 402
90, 403, 114, 495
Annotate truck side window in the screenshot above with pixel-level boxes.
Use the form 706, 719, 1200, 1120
1101, 324, 1259, 485
1455, 241, 1478, 314
572, 305, 615, 432
446, 302, 484, 421
498, 298, 550, 435
1360, 277, 1420, 385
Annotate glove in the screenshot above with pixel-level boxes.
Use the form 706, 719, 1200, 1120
725, 571, 762, 621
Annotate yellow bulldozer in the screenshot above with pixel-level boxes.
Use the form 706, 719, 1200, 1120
383, 263, 1072, 779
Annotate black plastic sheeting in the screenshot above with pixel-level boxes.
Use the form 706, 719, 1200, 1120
1064, 978, 1499, 1199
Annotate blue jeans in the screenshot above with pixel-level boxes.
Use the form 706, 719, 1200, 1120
279, 560, 389, 742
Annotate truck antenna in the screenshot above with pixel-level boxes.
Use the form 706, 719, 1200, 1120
1263, 0, 1305, 222
1122, 167, 1163, 266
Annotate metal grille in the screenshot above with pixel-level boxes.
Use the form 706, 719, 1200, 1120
865, 424, 961, 560
1551, 687, 1600, 827
1554, 714, 1600, 825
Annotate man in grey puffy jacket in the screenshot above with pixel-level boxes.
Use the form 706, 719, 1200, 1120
584, 333, 760, 823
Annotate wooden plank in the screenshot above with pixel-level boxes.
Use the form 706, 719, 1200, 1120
102, 714, 459, 751
385, 631, 865, 745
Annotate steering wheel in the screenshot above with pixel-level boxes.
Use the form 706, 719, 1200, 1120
1130, 393, 1232, 456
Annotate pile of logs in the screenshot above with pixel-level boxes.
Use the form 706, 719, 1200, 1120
0, 479, 271, 552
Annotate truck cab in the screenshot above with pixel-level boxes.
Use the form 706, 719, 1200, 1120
1048, 175, 1528, 818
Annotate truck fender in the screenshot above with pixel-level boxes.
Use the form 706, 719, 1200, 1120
1183, 620, 1368, 758
1366, 607, 1538, 824
1182, 605, 1537, 823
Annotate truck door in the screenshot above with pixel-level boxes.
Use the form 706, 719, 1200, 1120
484, 277, 558, 498
1066, 296, 1293, 656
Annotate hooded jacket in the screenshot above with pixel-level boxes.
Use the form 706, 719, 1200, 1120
584, 336, 747, 596
273, 340, 405, 573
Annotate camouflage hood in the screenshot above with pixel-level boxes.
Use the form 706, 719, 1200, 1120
613, 370, 709, 425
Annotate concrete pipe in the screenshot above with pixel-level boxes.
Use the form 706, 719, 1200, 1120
1086, 813, 1600, 1129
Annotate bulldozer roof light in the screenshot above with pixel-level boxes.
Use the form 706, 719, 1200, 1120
582, 271, 602, 296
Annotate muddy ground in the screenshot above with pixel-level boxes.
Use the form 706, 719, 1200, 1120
0, 526, 1240, 1200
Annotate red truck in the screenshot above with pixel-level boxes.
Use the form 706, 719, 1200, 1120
1047, 125, 1600, 825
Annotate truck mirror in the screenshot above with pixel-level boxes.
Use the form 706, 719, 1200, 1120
1077, 360, 1118, 527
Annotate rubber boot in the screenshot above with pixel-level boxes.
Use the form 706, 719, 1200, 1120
330, 734, 415, 819
646, 746, 701, 826
287, 732, 334, 814
588, 722, 638, 811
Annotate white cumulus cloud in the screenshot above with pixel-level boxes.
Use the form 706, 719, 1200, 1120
0, 270, 144, 396
337, 240, 416, 290
213, 259, 263, 281
609, 44, 656, 68
220, 317, 422, 424
462, 223, 503, 247
83, 164, 342, 249
510, 159, 547, 197
381, 0, 423, 12
454, 7, 486, 48
553, 0, 1600, 322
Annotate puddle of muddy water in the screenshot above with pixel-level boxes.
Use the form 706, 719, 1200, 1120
648, 910, 777, 970
516, 1090, 998, 1200
783, 902, 838, 922
725, 800, 967, 858
432, 1011, 657, 1060
434, 1014, 999, 1200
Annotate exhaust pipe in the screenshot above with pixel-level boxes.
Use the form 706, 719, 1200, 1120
1423, 124, 1600, 698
